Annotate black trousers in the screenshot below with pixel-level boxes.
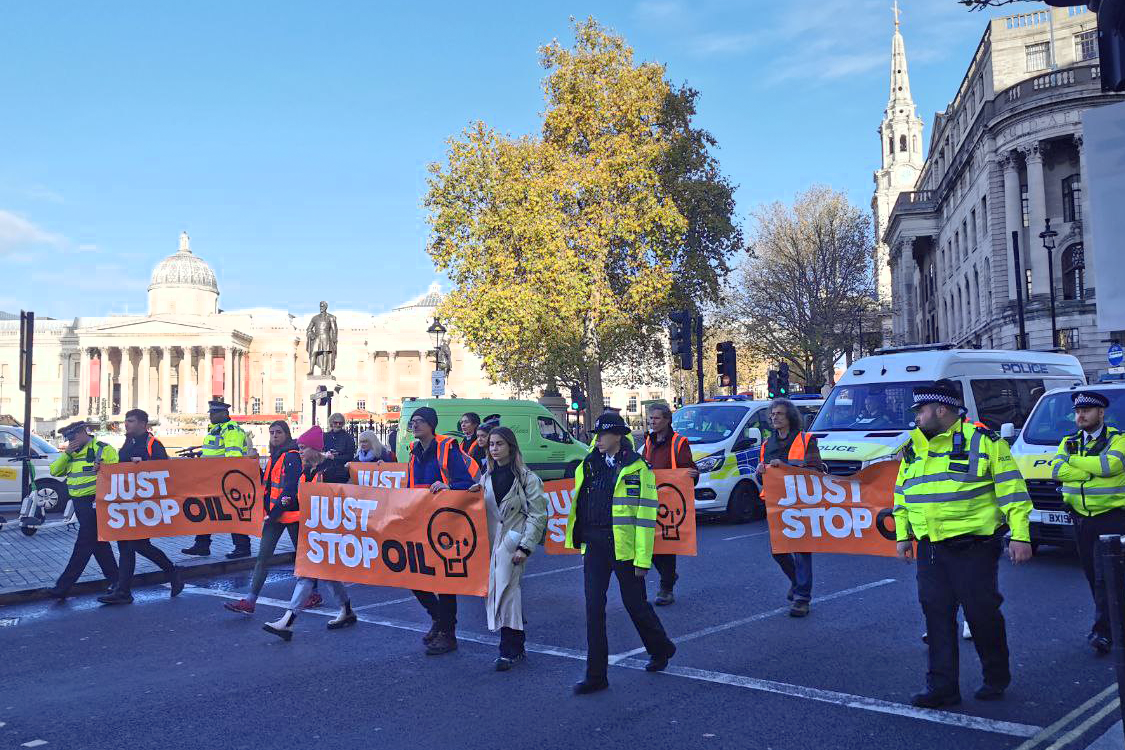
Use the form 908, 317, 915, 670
413, 591, 457, 631
116, 539, 176, 594
652, 554, 677, 589
1074, 509, 1125, 640
192, 533, 251, 551
917, 536, 1010, 695
55, 498, 118, 592
499, 626, 526, 658
582, 528, 674, 680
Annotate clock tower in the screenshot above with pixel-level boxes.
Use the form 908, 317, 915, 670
872, 0, 924, 305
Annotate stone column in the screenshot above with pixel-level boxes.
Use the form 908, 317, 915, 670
1001, 152, 1023, 301
100, 348, 112, 418
120, 348, 134, 413
201, 347, 214, 409
157, 347, 171, 418
139, 347, 151, 414
1074, 133, 1093, 292
79, 347, 91, 418
223, 347, 233, 406
177, 347, 190, 413
1023, 143, 1049, 295
263, 354, 273, 415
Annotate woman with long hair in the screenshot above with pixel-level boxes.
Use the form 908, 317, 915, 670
472, 426, 548, 670
355, 429, 395, 463
263, 426, 357, 640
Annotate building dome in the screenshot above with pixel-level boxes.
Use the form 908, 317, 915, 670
147, 232, 220, 316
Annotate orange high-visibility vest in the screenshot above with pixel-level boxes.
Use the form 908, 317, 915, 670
265, 448, 301, 524
644, 432, 690, 469
760, 432, 811, 463
406, 434, 459, 488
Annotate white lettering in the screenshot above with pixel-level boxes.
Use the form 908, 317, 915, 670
307, 531, 324, 563
355, 499, 379, 531
781, 508, 804, 538
341, 497, 358, 531
779, 475, 797, 507
107, 503, 126, 529
822, 476, 846, 504
306, 495, 321, 529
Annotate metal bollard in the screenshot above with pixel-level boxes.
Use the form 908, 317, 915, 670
1099, 533, 1125, 742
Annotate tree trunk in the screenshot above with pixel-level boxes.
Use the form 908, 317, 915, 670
585, 365, 605, 434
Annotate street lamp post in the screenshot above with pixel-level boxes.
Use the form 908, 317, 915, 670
1040, 218, 1059, 349
427, 317, 447, 398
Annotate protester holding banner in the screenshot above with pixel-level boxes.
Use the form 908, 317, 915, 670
1050, 390, 1125, 655
406, 406, 475, 655
643, 403, 698, 607
98, 410, 183, 605
473, 426, 548, 671
46, 421, 120, 599
566, 411, 675, 695
225, 420, 304, 616
182, 400, 252, 559
893, 380, 1032, 708
263, 425, 357, 640
756, 398, 822, 617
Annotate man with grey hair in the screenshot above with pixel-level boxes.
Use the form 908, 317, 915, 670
756, 397, 822, 617
643, 402, 698, 606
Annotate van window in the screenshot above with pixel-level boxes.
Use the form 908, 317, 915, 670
1023, 390, 1125, 445
671, 405, 749, 444
812, 382, 945, 432
970, 379, 1044, 430
537, 417, 572, 444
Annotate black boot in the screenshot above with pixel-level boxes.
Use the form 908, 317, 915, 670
225, 547, 251, 560
169, 566, 184, 597
180, 543, 210, 556
97, 590, 134, 605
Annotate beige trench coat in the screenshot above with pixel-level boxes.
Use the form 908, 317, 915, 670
480, 463, 548, 632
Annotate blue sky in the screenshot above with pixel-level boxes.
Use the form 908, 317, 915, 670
0, 0, 1043, 320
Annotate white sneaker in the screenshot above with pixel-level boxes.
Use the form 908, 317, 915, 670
263, 611, 295, 641
962, 621, 973, 640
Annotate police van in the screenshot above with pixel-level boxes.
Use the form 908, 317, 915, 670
671, 395, 823, 523
1010, 383, 1125, 548
808, 345, 1086, 476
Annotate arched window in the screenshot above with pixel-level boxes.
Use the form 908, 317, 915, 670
1062, 174, 1082, 223
1062, 243, 1085, 300
972, 268, 980, 323
899, 134, 907, 152
983, 258, 993, 314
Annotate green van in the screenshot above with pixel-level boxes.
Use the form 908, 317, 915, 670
395, 398, 589, 479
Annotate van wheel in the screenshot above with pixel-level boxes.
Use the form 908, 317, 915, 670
563, 462, 580, 479
726, 482, 764, 524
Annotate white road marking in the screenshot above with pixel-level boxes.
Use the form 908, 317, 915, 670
609, 578, 897, 661
1044, 699, 1120, 750
336, 565, 585, 611
1012, 684, 1120, 750
722, 531, 769, 541
183, 580, 1038, 738
353, 596, 415, 612
21, 741, 48, 748
522, 564, 584, 580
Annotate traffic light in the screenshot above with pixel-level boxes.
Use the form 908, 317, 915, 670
673, 395, 684, 409
716, 341, 737, 390
767, 370, 778, 399
778, 362, 790, 396
569, 385, 587, 412
669, 309, 693, 370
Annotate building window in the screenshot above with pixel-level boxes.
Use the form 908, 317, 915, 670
1062, 243, 1085, 301
981, 196, 988, 234
1026, 268, 1033, 300
251, 397, 261, 415
970, 209, 978, 248
1026, 42, 1050, 72
274, 397, 285, 413
1021, 184, 1030, 228
888, 136, 894, 155
648, 392, 661, 401
1075, 30, 1098, 61
627, 395, 638, 413
602, 396, 611, 408
356, 399, 366, 411
899, 134, 907, 152
1062, 174, 1082, 223
1057, 327, 1080, 352
72, 361, 80, 378
69, 397, 79, 416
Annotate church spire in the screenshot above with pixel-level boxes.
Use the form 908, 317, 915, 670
888, 1, 915, 113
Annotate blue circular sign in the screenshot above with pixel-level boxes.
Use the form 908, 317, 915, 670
1110, 344, 1124, 367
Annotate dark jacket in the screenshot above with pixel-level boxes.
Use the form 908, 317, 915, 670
118, 433, 168, 462
573, 444, 643, 542
324, 429, 356, 478
408, 437, 474, 490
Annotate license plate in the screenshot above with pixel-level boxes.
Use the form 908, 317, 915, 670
0, 467, 17, 481
1030, 509, 1073, 526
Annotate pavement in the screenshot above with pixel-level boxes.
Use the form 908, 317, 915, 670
2, 519, 1125, 750
0, 513, 295, 602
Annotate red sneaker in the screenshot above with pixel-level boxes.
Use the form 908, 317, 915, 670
302, 592, 324, 609
224, 599, 255, 615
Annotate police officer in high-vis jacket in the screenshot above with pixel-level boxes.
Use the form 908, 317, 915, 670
182, 400, 252, 558
893, 380, 1033, 708
1051, 390, 1125, 654
46, 421, 120, 599
566, 411, 675, 695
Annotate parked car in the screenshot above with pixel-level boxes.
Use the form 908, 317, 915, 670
0, 426, 68, 513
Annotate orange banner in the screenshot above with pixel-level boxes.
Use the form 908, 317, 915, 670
96, 458, 264, 541
348, 462, 409, 488
761, 462, 900, 557
294, 482, 490, 596
543, 469, 697, 556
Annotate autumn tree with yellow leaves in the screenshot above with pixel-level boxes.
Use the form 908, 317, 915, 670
425, 18, 740, 426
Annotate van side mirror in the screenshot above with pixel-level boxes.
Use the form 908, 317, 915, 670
1000, 423, 1016, 440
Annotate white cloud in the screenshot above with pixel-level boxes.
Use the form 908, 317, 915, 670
635, 1, 683, 21
690, 32, 757, 56
0, 209, 64, 255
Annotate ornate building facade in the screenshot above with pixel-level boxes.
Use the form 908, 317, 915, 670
884, 6, 1125, 377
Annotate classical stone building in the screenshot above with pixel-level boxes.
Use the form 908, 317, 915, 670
883, 6, 1125, 377
1, 232, 670, 432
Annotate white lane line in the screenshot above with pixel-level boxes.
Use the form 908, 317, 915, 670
1012, 684, 1120, 750
609, 578, 897, 662
183, 582, 1038, 738
722, 531, 769, 541
338, 565, 586, 612
353, 596, 416, 612
523, 564, 584, 580
21, 741, 48, 748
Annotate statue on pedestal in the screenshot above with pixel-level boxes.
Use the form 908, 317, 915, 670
306, 301, 339, 378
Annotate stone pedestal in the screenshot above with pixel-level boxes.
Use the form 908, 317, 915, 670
538, 394, 568, 427
302, 377, 340, 429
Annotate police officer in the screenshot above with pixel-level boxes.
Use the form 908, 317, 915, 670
894, 380, 1032, 707
46, 421, 120, 599
566, 411, 675, 695
1051, 390, 1125, 654
181, 400, 252, 558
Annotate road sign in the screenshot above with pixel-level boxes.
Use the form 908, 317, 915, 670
1109, 343, 1124, 367
431, 370, 446, 397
